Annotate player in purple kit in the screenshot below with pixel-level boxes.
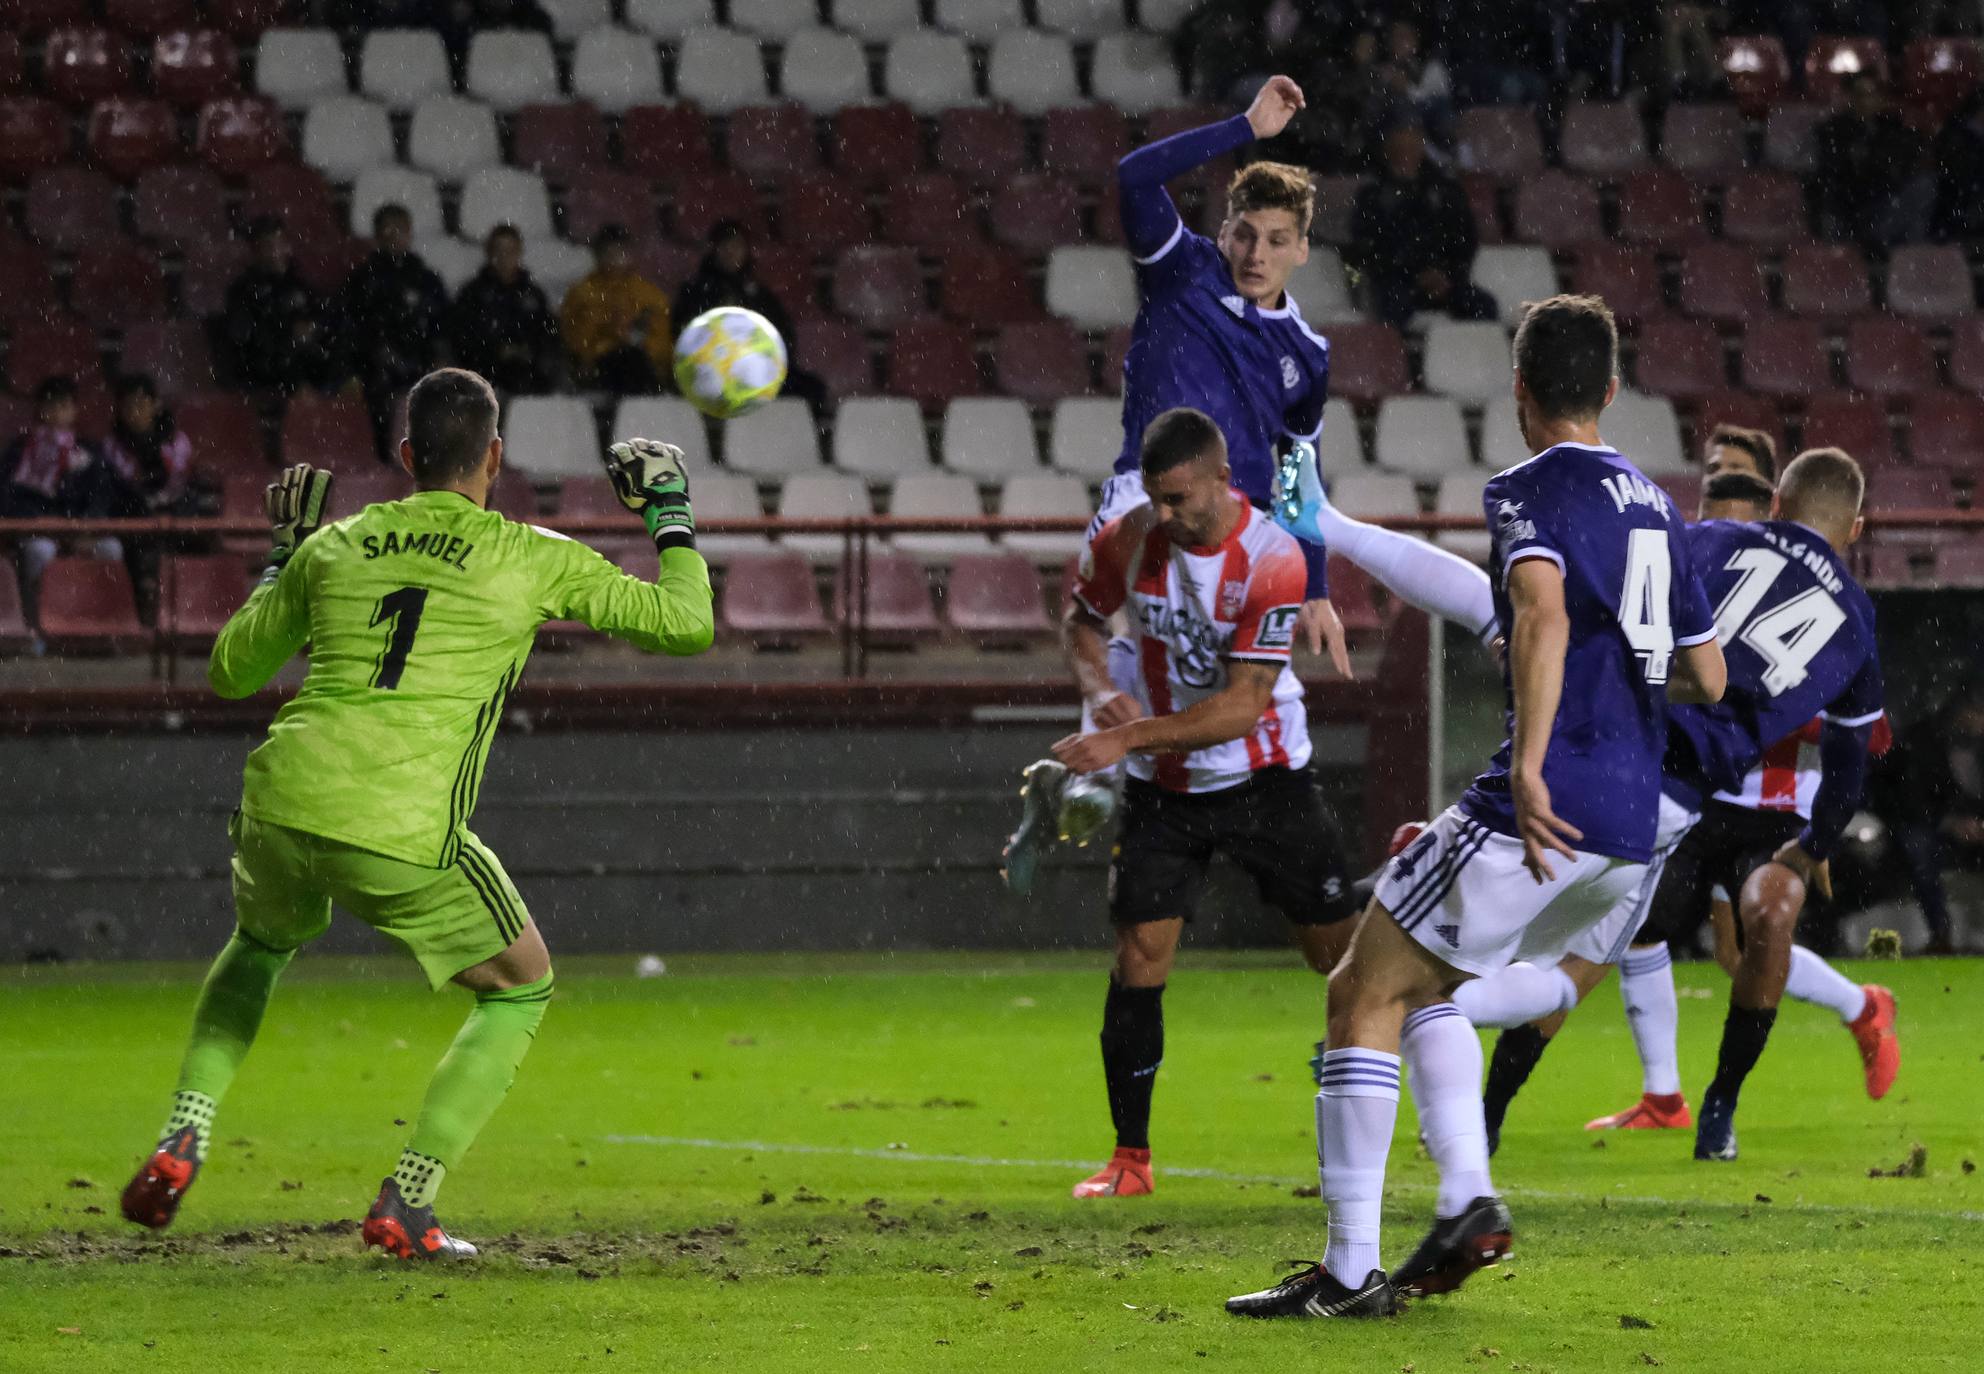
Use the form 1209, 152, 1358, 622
1227, 295, 1727, 1320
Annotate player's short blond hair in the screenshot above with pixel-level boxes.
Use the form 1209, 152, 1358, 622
1225, 161, 1315, 235
1778, 447, 1866, 524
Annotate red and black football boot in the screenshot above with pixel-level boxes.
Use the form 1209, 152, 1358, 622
120, 1126, 202, 1230
361, 1178, 479, 1260
1391, 1195, 1515, 1296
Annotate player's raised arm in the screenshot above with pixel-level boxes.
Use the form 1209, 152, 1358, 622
1505, 554, 1581, 881
208, 464, 332, 699
1115, 76, 1302, 259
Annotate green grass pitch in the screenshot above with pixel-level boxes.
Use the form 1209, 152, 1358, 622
3, 952, 1979, 1372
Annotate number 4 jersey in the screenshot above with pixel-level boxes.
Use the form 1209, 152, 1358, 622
1461, 443, 1717, 863
213, 488, 714, 866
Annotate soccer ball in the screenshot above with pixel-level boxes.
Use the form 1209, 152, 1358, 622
672, 307, 787, 419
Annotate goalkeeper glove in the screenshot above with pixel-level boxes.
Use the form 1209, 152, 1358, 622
603, 438, 695, 551
264, 464, 334, 568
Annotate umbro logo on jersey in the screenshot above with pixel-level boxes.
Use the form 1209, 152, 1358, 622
1221, 294, 1248, 318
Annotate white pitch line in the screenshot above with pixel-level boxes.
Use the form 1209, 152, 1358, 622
603, 1133, 1984, 1224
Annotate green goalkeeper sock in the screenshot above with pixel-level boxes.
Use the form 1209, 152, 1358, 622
162, 931, 296, 1158
402, 973, 554, 1201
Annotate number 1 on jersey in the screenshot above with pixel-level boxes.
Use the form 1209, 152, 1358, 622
370, 586, 428, 690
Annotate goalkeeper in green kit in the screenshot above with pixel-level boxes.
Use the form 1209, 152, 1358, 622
119, 368, 713, 1259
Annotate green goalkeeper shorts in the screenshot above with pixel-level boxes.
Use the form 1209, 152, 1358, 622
228, 810, 531, 990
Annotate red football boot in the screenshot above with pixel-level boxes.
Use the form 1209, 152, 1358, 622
361, 1178, 479, 1260
1072, 1147, 1154, 1198
1584, 1092, 1693, 1131
120, 1126, 202, 1230
1848, 985, 1899, 1099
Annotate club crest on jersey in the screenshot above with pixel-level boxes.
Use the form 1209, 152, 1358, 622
1218, 579, 1246, 620
1280, 355, 1299, 390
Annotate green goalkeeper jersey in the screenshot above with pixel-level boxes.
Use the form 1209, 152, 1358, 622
211, 488, 714, 866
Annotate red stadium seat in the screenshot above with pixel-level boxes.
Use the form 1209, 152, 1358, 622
1512, 171, 1603, 250
1718, 36, 1791, 115
6, 315, 100, 393
1042, 105, 1128, 186
177, 389, 265, 478
1933, 539, 1984, 587
993, 320, 1089, 403
777, 171, 869, 255
834, 552, 940, 639
1845, 317, 1940, 399
37, 558, 147, 651
280, 393, 374, 469
939, 244, 1043, 326
1857, 542, 1920, 587
727, 104, 821, 183
934, 106, 1026, 184
829, 102, 924, 187
0, 0, 91, 35
1679, 242, 1770, 324
1902, 37, 1981, 127
1100, 326, 1131, 394
1906, 391, 1984, 470
669, 171, 764, 242
1325, 557, 1382, 635
563, 167, 657, 243
1763, 102, 1825, 172
1742, 318, 1832, 398
1454, 104, 1544, 178
794, 317, 874, 399
0, 98, 74, 181
1560, 101, 1647, 176
1461, 173, 1505, 244
627, 234, 698, 293
107, 0, 196, 35
1720, 170, 1809, 247
176, 237, 248, 318
990, 173, 1082, 254
150, 28, 238, 108
882, 172, 979, 249
619, 104, 715, 180
291, 233, 366, 296
196, 95, 289, 175
751, 242, 820, 319
86, 96, 180, 180
207, 0, 286, 41
26, 167, 122, 252
1696, 389, 1786, 455
0, 238, 60, 325
1616, 169, 1706, 250
884, 318, 982, 413
720, 551, 831, 642
1320, 322, 1409, 404
1805, 36, 1888, 103
119, 320, 217, 395
1802, 393, 1894, 468
1660, 103, 1746, 175
70, 244, 168, 325
511, 102, 607, 183
0, 561, 31, 653
1884, 244, 1974, 320
0, 35, 24, 94
943, 553, 1050, 639
159, 554, 249, 646
1570, 245, 1665, 325
1779, 242, 1871, 318
1142, 104, 1224, 142
832, 244, 926, 326
1299, 175, 1356, 247
488, 467, 537, 521
1949, 318, 1984, 395
44, 28, 135, 108
240, 161, 337, 241
1863, 467, 1949, 514
1656, 472, 1703, 517
1633, 317, 1726, 401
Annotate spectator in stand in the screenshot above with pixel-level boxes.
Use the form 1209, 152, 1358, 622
223, 217, 337, 397
1446, 0, 1551, 106
84, 374, 202, 621
1373, 18, 1454, 150
1932, 89, 1984, 243
1345, 122, 1497, 329
673, 220, 828, 417
560, 225, 672, 395
1813, 73, 1935, 249
335, 203, 452, 454
1887, 685, 1984, 954
0, 378, 122, 621
449, 224, 561, 396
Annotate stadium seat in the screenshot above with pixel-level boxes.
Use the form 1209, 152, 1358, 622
120, 319, 216, 396
1100, 325, 1132, 393
291, 232, 368, 296
731, 0, 815, 36
1763, 103, 1824, 173
1041, 105, 1128, 188
1374, 396, 1470, 477
1479, 394, 1530, 472
406, 95, 501, 181
207, 0, 284, 39
943, 552, 1052, 637
37, 558, 147, 652
540, 0, 612, 39
794, 318, 875, 399
941, 398, 1039, 480
1655, 472, 1702, 516
996, 473, 1086, 560
1421, 321, 1510, 403
1717, 35, 1790, 115
1933, 539, 1984, 587
1660, 103, 1745, 175
990, 174, 1083, 254
1048, 395, 1121, 477
414, 233, 479, 292
1045, 246, 1137, 330
0, 241, 59, 325
1632, 317, 1726, 401
1779, 242, 1869, 318
676, 26, 771, 113
883, 30, 977, 117
570, 27, 663, 113
1605, 390, 1688, 476
988, 30, 1080, 116
195, 94, 288, 174
1846, 317, 1940, 399
255, 28, 345, 109
995, 320, 1091, 403
278, 392, 373, 470
1805, 36, 1887, 103
460, 167, 555, 242
727, 104, 820, 183
44, 28, 135, 109
0, 562, 31, 654
1905, 391, 1984, 470
1569, 245, 1664, 325
1462, 173, 1506, 245
85, 96, 180, 181
150, 28, 237, 108
1679, 242, 1771, 324
1320, 322, 1409, 404
1470, 245, 1557, 322
349, 166, 443, 240
1721, 170, 1810, 247
358, 29, 449, 109
300, 96, 393, 181
1090, 33, 1181, 114
889, 472, 993, 563
1330, 470, 1417, 520
832, 396, 932, 478
71, 244, 168, 325
832, 245, 927, 327
1308, 174, 1364, 247
719, 395, 822, 477
935, 107, 1027, 185
466, 31, 558, 112
831, 0, 918, 40
753, 242, 820, 318
1903, 37, 1981, 127
671, 170, 765, 242
500, 395, 600, 479
240, 161, 337, 240
780, 172, 871, 254
780, 27, 871, 114
830, 103, 923, 186
107, 0, 196, 34
1431, 471, 1491, 561
1561, 101, 1647, 176
608, 397, 712, 471
933, 0, 1025, 39
1697, 389, 1786, 456
1950, 318, 1984, 396
627, 0, 713, 39
885, 319, 984, 413
778, 470, 873, 561
1865, 467, 1951, 518
0, 98, 72, 182
1286, 249, 1354, 321
1314, 396, 1364, 471
1885, 244, 1974, 320
1616, 169, 1705, 250
0, 0, 89, 33
1803, 393, 1894, 469
675, 468, 770, 561
1454, 105, 1544, 177
1741, 318, 1832, 399
175, 238, 247, 318
5, 314, 100, 394
158, 553, 248, 646
719, 550, 831, 641
177, 391, 263, 478
26, 168, 121, 253
834, 550, 942, 637
1512, 171, 1603, 250
513, 103, 608, 183
881, 172, 977, 250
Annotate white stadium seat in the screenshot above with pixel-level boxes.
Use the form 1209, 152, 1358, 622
831, 0, 919, 41
1470, 245, 1558, 322
1049, 397, 1123, 478
999, 472, 1089, 560
523, 236, 594, 297
884, 31, 977, 115
459, 167, 553, 242
612, 397, 714, 470
540, 0, 613, 39
349, 166, 443, 239
415, 235, 483, 293
1330, 470, 1419, 520
1433, 471, 1493, 562
1090, 33, 1182, 115
988, 31, 1081, 117
1287, 250, 1355, 322
1479, 395, 1529, 472
832, 397, 932, 479
890, 472, 993, 563
1038, 0, 1128, 38
300, 97, 393, 181
627, 0, 714, 40
358, 29, 450, 109
1603, 389, 1688, 477
720, 397, 823, 477
571, 29, 665, 113
1137, 0, 1200, 31
407, 96, 502, 181
255, 29, 346, 109
941, 398, 1041, 479
503, 396, 602, 478
780, 28, 873, 115
466, 31, 560, 112
934, 0, 1028, 41
1375, 396, 1472, 478
1045, 246, 1138, 330
779, 471, 873, 561
731, 0, 817, 38
1422, 320, 1511, 403
682, 469, 772, 560
675, 26, 770, 114
1314, 396, 1366, 472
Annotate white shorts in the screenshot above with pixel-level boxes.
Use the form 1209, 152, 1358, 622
1559, 793, 1700, 965
1086, 471, 1149, 541
1374, 805, 1647, 978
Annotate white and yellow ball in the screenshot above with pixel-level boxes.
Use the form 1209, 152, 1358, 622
672, 306, 787, 419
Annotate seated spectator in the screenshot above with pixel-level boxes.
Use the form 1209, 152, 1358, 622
1814, 74, 1935, 249
1373, 19, 1454, 151
86, 374, 202, 621
0, 378, 122, 621
223, 217, 338, 397
673, 220, 828, 417
1345, 122, 1497, 329
335, 203, 451, 451
450, 224, 561, 396
560, 225, 672, 395
1887, 685, 1984, 955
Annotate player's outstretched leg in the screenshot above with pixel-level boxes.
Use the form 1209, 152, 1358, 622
1392, 1003, 1512, 1296
122, 929, 296, 1229
1586, 943, 1694, 1132
1782, 947, 1899, 1098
